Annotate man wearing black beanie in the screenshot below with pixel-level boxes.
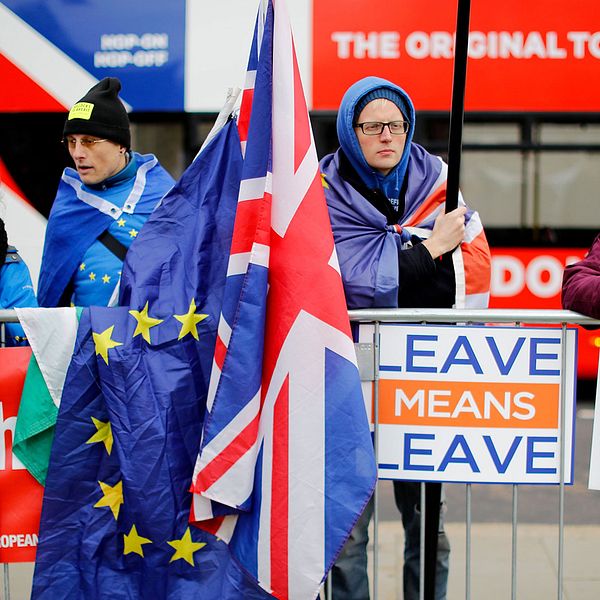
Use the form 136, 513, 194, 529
38, 77, 175, 307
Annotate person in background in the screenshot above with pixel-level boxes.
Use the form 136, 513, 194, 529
37, 77, 174, 307
0, 216, 37, 345
320, 76, 491, 600
562, 233, 600, 318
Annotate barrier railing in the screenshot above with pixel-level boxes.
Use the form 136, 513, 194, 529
2, 308, 600, 600
347, 308, 600, 600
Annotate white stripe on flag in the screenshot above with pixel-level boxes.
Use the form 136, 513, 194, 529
218, 314, 232, 348
465, 292, 490, 308
197, 389, 261, 475
328, 247, 341, 275
287, 330, 325, 597
245, 69, 257, 90
227, 252, 251, 277
15, 307, 79, 408
239, 176, 268, 202
214, 515, 239, 544
464, 211, 484, 243
271, 19, 319, 238
202, 439, 260, 505
192, 491, 215, 521
250, 242, 270, 268
256, 398, 274, 590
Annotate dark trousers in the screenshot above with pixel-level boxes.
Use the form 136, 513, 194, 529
328, 482, 450, 600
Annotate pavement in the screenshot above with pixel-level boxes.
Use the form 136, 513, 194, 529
368, 521, 600, 600
3, 408, 600, 600
4, 522, 600, 600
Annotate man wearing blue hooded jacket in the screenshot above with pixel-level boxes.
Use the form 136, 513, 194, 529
38, 77, 174, 308
0, 216, 37, 345
321, 77, 491, 599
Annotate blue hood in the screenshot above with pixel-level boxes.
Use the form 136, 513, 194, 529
336, 76, 415, 203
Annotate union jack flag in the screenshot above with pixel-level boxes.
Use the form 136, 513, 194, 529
190, 1, 376, 598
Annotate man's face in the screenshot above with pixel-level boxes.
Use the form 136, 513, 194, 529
64, 134, 126, 185
355, 99, 407, 176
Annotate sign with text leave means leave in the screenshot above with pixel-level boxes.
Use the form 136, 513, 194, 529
359, 324, 577, 484
0, 347, 43, 562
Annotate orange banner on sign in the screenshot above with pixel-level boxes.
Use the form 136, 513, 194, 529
313, 0, 600, 112
377, 379, 560, 428
0, 347, 43, 563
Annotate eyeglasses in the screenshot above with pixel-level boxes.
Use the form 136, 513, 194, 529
62, 137, 109, 149
354, 121, 410, 136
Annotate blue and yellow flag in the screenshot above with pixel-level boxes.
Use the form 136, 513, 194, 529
31, 121, 273, 599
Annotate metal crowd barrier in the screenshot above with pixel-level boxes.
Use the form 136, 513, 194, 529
346, 308, 600, 600
2, 308, 600, 600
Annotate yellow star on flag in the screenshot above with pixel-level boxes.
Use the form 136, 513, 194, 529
167, 527, 206, 566
93, 326, 123, 365
86, 417, 113, 455
89, 272, 96, 281
129, 302, 163, 343
129, 228, 138, 238
79, 262, 86, 271
117, 218, 126, 227
123, 524, 152, 557
320, 172, 329, 189
174, 299, 208, 341
102, 274, 111, 284
94, 480, 124, 520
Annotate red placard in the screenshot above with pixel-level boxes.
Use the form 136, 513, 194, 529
0, 347, 43, 562
313, 0, 600, 112
489, 248, 599, 379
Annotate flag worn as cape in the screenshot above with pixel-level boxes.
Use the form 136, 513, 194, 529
37, 154, 174, 307
190, 2, 377, 599
321, 144, 491, 310
31, 120, 274, 600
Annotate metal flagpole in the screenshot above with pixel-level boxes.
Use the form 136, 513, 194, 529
423, 1, 472, 598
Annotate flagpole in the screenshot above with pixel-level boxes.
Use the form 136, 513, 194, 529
445, 0, 471, 213
423, 2, 472, 599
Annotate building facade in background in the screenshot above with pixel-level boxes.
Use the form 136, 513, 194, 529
1, 0, 599, 375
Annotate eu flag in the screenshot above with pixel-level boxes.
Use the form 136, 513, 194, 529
31, 120, 274, 599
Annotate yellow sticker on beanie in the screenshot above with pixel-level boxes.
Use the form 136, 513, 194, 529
68, 102, 94, 120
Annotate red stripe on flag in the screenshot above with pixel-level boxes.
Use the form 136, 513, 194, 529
192, 515, 225, 536
403, 183, 446, 227
214, 335, 227, 371
270, 376, 290, 599
193, 413, 260, 493
230, 198, 265, 255
463, 230, 492, 294
238, 88, 255, 144
230, 194, 273, 258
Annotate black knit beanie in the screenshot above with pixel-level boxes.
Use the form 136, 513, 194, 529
354, 87, 410, 125
0, 217, 7, 263
63, 77, 131, 148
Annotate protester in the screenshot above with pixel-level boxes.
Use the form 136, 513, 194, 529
37, 77, 174, 307
562, 233, 600, 318
0, 216, 37, 345
320, 76, 491, 599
